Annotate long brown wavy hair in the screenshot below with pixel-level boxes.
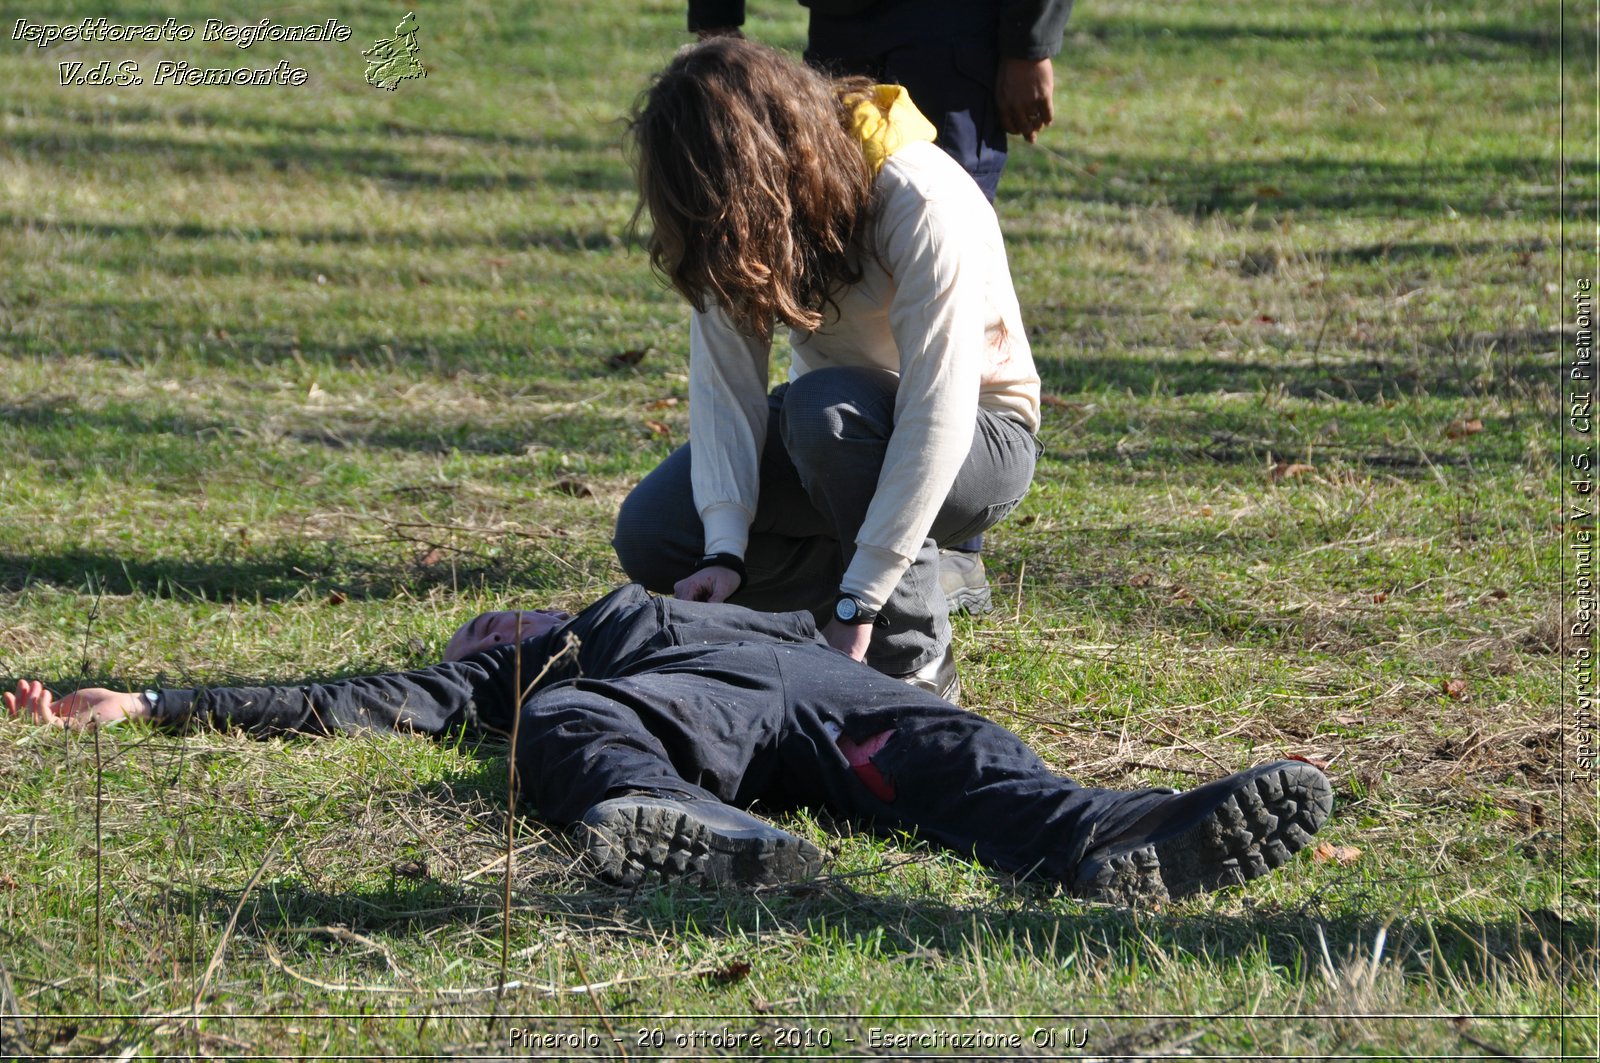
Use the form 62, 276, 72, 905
628, 38, 875, 340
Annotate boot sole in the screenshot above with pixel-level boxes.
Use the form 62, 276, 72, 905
1076, 762, 1333, 905
577, 799, 824, 888
944, 584, 993, 616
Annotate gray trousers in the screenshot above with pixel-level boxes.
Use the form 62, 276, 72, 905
613, 367, 1038, 675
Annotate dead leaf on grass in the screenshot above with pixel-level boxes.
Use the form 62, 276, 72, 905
326, 591, 347, 606
703, 960, 752, 985
1311, 842, 1362, 865
1445, 418, 1484, 439
1286, 753, 1331, 770
647, 396, 679, 410
644, 419, 672, 436
1440, 677, 1469, 700
417, 548, 444, 567
553, 478, 594, 498
1269, 461, 1317, 482
1127, 573, 1154, 587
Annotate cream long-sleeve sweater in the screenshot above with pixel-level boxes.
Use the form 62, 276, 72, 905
689, 138, 1040, 610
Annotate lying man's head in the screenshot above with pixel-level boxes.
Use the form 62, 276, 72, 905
443, 609, 570, 662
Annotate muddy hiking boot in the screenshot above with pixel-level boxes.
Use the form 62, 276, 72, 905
577, 795, 824, 887
1071, 760, 1334, 905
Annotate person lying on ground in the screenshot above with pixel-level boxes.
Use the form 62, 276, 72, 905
4, 585, 1334, 905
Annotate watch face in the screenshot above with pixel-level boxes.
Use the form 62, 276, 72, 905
835, 596, 858, 622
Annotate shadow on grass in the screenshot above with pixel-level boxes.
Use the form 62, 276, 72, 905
3, 124, 633, 194
137, 752, 1590, 997
172, 847, 1595, 998
1, 388, 675, 463
0, 210, 628, 254
1080, 16, 1567, 58
1028, 338, 1554, 404
1, 99, 621, 156
1009, 150, 1562, 220
0, 543, 575, 604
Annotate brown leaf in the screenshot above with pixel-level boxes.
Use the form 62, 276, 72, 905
0, 873, 17, 891
1445, 418, 1484, 440
1371, 591, 1389, 603
647, 396, 679, 410
1311, 842, 1362, 865
1041, 394, 1088, 411
606, 347, 652, 371
644, 419, 671, 436
1484, 588, 1509, 601
513, 308, 528, 320
703, 960, 752, 985
418, 548, 444, 567
1255, 185, 1283, 198
1286, 753, 1331, 770
1334, 713, 1364, 727
326, 591, 348, 606
1170, 585, 1194, 603
1440, 677, 1469, 700
553, 477, 593, 498
1127, 572, 1154, 588
1269, 461, 1317, 483
393, 859, 429, 880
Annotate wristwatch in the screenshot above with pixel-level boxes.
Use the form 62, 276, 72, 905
833, 593, 885, 627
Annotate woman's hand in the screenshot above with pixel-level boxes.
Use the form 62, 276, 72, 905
674, 565, 743, 603
3, 680, 148, 730
820, 618, 873, 662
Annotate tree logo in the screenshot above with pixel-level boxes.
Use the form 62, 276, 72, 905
363, 12, 425, 91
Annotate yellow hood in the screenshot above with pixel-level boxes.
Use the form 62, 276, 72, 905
844, 84, 937, 175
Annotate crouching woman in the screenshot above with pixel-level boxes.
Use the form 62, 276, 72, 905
613, 38, 1041, 699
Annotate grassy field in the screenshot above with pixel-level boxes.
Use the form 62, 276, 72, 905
0, 0, 1594, 1057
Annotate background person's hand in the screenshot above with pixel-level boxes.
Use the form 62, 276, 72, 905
3, 679, 147, 729
995, 56, 1055, 143
673, 564, 742, 603
820, 618, 872, 662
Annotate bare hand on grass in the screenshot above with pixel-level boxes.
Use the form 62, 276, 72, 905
3, 679, 146, 729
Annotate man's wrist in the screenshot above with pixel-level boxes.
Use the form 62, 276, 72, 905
833, 594, 889, 628
694, 552, 746, 583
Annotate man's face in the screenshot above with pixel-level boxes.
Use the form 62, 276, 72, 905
443, 609, 570, 661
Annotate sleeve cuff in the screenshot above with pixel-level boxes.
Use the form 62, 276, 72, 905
701, 502, 752, 558
840, 543, 913, 612
153, 688, 198, 728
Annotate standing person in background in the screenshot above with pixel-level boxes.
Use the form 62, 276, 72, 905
687, 0, 1075, 613
612, 39, 1042, 701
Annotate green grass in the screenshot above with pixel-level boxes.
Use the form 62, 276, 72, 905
0, 0, 1594, 1058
